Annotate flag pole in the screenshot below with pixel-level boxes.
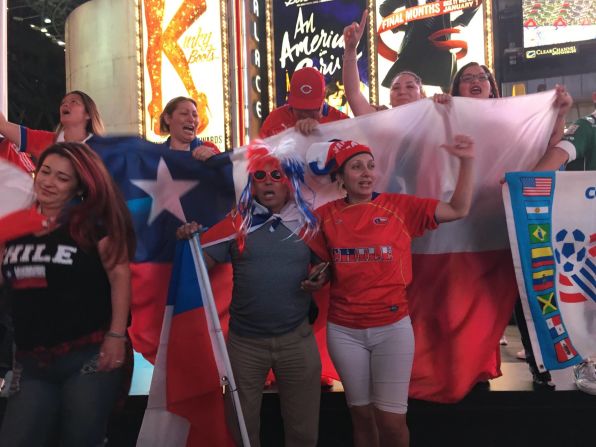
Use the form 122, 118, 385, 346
189, 234, 251, 447
0, 0, 8, 116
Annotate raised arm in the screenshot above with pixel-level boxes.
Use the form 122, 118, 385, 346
343, 10, 376, 116
435, 135, 475, 223
533, 86, 575, 171
547, 85, 573, 148
0, 112, 22, 147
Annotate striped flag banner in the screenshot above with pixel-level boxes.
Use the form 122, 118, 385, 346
231, 91, 560, 402
504, 171, 596, 371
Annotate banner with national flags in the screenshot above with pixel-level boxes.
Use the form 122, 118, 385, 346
503, 171, 596, 371
231, 91, 561, 402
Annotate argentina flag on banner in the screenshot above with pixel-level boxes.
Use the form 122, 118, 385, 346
504, 171, 596, 371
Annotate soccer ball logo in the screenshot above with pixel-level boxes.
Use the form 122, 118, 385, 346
554, 229, 587, 274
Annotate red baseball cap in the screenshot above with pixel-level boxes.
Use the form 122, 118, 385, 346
288, 67, 326, 110
325, 140, 373, 173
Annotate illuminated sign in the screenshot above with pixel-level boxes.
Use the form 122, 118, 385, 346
140, 0, 230, 150
245, 0, 270, 137
523, 0, 596, 49
375, 0, 491, 98
270, 0, 369, 114
525, 44, 578, 59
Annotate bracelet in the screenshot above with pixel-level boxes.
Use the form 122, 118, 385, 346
105, 331, 128, 340
342, 55, 357, 62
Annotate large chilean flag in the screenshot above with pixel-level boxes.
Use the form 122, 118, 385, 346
90, 137, 235, 362
236, 91, 560, 402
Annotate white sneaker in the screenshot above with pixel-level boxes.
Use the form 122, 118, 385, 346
574, 359, 596, 395
0, 371, 12, 398
499, 336, 508, 346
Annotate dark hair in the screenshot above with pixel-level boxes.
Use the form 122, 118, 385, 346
450, 62, 500, 98
57, 91, 105, 135
159, 97, 197, 135
325, 80, 347, 107
36, 142, 135, 267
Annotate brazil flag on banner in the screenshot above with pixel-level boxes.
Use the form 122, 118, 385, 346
503, 171, 596, 372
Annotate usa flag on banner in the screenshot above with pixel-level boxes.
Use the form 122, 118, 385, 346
504, 171, 596, 371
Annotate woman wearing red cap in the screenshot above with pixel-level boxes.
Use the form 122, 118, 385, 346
311, 138, 474, 447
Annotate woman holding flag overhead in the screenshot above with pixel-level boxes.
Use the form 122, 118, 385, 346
309, 137, 475, 447
0, 142, 135, 446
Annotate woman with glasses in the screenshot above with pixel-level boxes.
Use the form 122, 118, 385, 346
450, 62, 500, 99
440, 61, 572, 390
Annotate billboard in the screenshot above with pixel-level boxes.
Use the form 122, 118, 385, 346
374, 0, 491, 98
523, 0, 596, 49
140, 0, 230, 150
522, 0, 596, 61
270, 0, 370, 116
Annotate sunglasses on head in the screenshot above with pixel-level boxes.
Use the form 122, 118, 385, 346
253, 169, 284, 182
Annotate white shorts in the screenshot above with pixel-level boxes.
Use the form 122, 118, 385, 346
327, 317, 415, 414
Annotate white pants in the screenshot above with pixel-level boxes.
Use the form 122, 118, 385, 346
327, 317, 415, 414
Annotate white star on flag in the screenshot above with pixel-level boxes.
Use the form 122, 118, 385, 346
131, 157, 199, 225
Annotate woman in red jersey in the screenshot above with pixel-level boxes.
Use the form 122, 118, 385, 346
0, 91, 104, 163
312, 138, 474, 447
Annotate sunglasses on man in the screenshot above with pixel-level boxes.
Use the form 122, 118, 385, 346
253, 169, 284, 182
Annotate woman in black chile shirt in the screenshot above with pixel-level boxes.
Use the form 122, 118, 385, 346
0, 142, 135, 446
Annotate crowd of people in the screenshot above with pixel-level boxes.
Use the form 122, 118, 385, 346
0, 9, 593, 447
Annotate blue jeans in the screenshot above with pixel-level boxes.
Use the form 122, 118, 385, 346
0, 343, 122, 447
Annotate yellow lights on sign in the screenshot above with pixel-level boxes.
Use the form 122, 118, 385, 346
525, 46, 578, 59
140, 0, 230, 150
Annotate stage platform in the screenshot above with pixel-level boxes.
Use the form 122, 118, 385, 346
2, 326, 596, 446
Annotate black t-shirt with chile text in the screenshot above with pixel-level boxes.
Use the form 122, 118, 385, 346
1, 224, 112, 351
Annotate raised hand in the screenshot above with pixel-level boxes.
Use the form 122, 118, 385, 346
554, 84, 573, 118
343, 9, 368, 53
441, 134, 475, 160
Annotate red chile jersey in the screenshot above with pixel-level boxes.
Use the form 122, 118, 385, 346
313, 193, 439, 329
259, 103, 349, 138
18, 126, 56, 161
0, 139, 35, 173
